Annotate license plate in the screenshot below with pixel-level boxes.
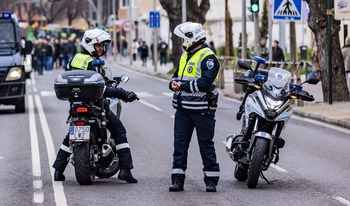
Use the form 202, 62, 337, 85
69, 126, 90, 141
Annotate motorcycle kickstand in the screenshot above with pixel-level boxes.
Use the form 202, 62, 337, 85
260, 172, 277, 185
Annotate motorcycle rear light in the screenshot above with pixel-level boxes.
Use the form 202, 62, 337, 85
76, 106, 88, 113
76, 122, 85, 126
290, 95, 297, 99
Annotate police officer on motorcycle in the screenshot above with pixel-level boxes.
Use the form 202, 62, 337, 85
169, 22, 220, 192
53, 29, 139, 183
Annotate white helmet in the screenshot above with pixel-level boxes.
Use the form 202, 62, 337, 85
82, 29, 111, 56
174, 22, 206, 52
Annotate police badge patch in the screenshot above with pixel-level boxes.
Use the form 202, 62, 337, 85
206, 60, 214, 70
187, 66, 193, 73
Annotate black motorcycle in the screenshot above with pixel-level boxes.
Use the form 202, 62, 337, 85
54, 69, 129, 185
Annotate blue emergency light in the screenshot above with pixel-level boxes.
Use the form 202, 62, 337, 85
1, 13, 11, 18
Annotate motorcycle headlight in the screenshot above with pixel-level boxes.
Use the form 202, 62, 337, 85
265, 96, 283, 110
6, 67, 22, 81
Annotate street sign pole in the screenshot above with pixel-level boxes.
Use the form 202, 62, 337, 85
242, 0, 247, 59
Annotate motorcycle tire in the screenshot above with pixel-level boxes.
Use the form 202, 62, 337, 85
247, 138, 268, 188
234, 165, 248, 181
96, 157, 120, 178
73, 143, 96, 185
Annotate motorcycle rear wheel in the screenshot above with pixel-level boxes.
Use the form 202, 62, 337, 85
247, 138, 267, 188
234, 164, 248, 181
73, 143, 96, 185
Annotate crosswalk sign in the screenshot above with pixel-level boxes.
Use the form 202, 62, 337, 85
273, 0, 302, 21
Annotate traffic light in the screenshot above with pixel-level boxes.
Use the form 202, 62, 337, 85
250, 0, 259, 13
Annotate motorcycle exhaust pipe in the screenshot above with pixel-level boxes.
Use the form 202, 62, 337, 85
102, 144, 113, 157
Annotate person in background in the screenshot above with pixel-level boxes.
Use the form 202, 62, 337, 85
272, 40, 285, 62
260, 38, 269, 60
61, 39, 73, 69
122, 37, 128, 57
53, 39, 62, 69
33, 39, 46, 75
140, 41, 149, 67
209, 41, 217, 55
158, 38, 168, 66
75, 38, 82, 54
44, 38, 54, 73
132, 38, 138, 61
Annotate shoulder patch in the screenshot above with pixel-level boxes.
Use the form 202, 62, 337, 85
206, 60, 214, 70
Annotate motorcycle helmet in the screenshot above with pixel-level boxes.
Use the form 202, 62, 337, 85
82, 29, 111, 57
174, 22, 206, 52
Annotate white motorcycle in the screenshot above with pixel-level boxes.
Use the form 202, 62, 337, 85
226, 57, 319, 188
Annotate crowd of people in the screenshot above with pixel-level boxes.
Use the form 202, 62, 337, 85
30, 37, 82, 75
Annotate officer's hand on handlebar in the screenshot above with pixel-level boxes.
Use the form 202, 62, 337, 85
122, 91, 139, 102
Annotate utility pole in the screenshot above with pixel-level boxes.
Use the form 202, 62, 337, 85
129, 0, 133, 65
153, 0, 158, 72
290, 22, 297, 61
254, 12, 261, 56
182, 0, 186, 22
242, 0, 247, 59
279, 21, 286, 61
98, 0, 102, 28
113, 0, 117, 61
268, 1, 273, 61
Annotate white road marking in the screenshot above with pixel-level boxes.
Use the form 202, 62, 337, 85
29, 95, 41, 177
33, 180, 42, 190
333, 197, 350, 206
29, 95, 44, 204
139, 99, 162, 111
33, 86, 38, 92
170, 115, 175, 119
40, 91, 56, 97
135, 92, 154, 98
35, 95, 67, 206
163, 92, 173, 97
270, 164, 288, 173
0, 156, 4, 159
33, 191, 44, 204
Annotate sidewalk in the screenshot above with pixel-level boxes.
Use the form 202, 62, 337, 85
106, 55, 350, 130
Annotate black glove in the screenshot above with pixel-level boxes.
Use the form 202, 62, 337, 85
123, 91, 139, 102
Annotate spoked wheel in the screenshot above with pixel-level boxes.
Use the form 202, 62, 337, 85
96, 156, 120, 178
234, 164, 248, 181
73, 143, 96, 185
247, 138, 267, 188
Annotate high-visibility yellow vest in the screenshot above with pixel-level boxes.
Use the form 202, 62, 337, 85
70, 53, 94, 70
177, 48, 219, 81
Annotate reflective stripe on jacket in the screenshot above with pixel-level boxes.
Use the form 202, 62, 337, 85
172, 47, 219, 111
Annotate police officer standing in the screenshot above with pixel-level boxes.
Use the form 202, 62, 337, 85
53, 29, 138, 183
169, 22, 220, 192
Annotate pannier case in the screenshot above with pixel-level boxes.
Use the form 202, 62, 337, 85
54, 70, 105, 101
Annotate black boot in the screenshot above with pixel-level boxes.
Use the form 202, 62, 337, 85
206, 182, 216, 192
118, 168, 138, 183
169, 182, 184, 192
54, 170, 65, 181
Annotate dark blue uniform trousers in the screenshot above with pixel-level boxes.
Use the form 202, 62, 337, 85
172, 109, 220, 185
53, 111, 133, 172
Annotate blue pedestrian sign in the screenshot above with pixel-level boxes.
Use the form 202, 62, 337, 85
273, 0, 302, 21
149, 11, 160, 28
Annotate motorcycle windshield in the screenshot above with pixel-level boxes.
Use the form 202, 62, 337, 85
263, 67, 291, 98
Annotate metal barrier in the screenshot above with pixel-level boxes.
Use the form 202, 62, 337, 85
217, 56, 238, 89
229, 58, 305, 106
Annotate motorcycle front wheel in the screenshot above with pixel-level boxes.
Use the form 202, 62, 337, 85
73, 143, 96, 185
247, 138, 267, 188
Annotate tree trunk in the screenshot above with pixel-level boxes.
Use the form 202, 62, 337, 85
159, 0, 210, 68
290, 22, 297, 61
306, 0, 349, 102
